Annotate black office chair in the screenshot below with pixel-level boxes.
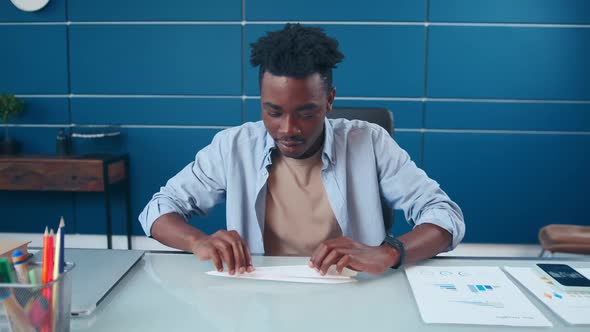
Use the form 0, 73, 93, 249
327, 107, 395, 232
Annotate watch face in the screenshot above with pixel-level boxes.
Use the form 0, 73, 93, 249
10, 0, 50, 12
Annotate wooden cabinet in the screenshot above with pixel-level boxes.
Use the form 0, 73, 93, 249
0, 154, 132, 249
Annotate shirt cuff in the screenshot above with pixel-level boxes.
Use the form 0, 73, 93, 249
414, 208, 465, 251
138, 199, 187, 237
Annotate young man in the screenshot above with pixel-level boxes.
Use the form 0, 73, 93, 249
139, 24, 464, 276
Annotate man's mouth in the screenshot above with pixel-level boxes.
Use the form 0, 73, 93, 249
279, 140, 303, 147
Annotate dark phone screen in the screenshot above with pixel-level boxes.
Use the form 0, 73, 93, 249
537, 264, 590, 287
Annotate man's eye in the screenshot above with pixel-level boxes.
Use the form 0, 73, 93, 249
300, 113, 315, 119
267, 112, 281, 118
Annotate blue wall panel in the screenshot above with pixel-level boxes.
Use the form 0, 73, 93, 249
1, 1, 589, 245
393, 132, 422, 167
14, 98, 69, 125
423, 132, 590, 243
245, 24, 425, 97
0, 0, 65, 22
124, 128, 225, 235
8, 127, 63, 155
247, 0, 425, 21
430, 0, 590, 24
69, 25, 241, 94
69, 0, 241, 21
71, 98, 241, 126
426, 102, 590, 131
428, 26, 590, 100
0, 26, 68, 94
0, 191, 74, 233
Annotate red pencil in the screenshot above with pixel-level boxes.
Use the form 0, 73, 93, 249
47, 229, 55, 283
41, 227, 49, 284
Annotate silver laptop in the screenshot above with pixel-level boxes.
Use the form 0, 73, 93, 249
64, 248, 144, 316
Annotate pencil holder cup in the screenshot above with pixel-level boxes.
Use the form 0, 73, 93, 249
0, 262, 75, 332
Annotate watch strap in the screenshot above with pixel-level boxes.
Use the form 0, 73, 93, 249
381, 236, 406, 269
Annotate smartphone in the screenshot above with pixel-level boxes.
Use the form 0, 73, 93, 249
536, 263, 590, 292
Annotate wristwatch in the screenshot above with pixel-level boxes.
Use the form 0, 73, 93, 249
381, 235, 406, 269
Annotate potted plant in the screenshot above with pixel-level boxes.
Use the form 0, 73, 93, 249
0, 94, 24, 155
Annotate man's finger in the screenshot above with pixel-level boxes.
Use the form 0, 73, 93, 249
211, 249, 223, 272
319, 249, 341, 275
335, 254, 351, 274
230, 235, 246, 274
240, 237, 255, 272
310, 243, 330, 271
213, 238, 236, 275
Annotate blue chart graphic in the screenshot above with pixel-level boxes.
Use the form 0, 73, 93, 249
468, 284, 497, 293
436, 284, 457, 291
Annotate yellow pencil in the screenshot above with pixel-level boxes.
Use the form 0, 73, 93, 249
53, 226, 61, 280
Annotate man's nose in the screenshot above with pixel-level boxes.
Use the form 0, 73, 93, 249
279, 116, 301, 137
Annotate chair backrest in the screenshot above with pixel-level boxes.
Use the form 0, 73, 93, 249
328, 107, 394, 135
327, 107, 394, 232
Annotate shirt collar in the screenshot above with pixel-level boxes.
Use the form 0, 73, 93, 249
260, 119, 336, 170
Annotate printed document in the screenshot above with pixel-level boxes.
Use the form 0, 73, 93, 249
405, 266, 552, 327
206, 265, 357, 284
504, 267, 590, 325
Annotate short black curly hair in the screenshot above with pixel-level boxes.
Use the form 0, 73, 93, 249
250, 23, 344, 94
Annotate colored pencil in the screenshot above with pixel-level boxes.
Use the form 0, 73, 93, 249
41, 227, 49, 284
47, 229, 54, 283
58, 217, 65, 274
53, 227, 61, 281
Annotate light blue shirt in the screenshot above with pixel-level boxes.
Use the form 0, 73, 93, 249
139, 119, 465, 254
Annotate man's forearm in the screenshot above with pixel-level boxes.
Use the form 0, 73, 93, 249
396, 223, 452, 265
150, 213, 208, 253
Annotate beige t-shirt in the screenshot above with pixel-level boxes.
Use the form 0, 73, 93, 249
264, 148, 342, 256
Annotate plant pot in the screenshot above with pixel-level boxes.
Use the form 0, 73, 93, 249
0, 137, 21, 155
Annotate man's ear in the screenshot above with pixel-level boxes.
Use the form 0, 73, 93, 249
326, 87, 336, 113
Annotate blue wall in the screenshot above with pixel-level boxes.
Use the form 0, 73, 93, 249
1, 0, 589, 244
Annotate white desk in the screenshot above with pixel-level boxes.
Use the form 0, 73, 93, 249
71, 253, 590, 331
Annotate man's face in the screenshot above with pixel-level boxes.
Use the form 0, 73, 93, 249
261, 71, 335, 159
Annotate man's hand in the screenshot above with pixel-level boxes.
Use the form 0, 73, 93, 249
190, 230, 254, 275
308, 236, 399, 275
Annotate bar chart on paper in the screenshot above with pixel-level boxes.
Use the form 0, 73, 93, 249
405, 266, 552, 327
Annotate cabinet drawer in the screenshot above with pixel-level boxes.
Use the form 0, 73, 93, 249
0, 158, 126, 192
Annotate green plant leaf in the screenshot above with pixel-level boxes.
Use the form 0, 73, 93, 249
0, 94, 24, 124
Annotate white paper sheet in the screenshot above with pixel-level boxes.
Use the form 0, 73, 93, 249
206, 265, 357, 284
504, 267, 590, 325
405, 266, 552, 327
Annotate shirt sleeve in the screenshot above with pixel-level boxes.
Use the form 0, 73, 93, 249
372, 126, 465, 250
138, 131, 228, 236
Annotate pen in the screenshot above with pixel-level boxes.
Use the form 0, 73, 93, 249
12, 249, 30, 284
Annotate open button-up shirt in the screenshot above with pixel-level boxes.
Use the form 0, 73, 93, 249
139, 119, 465, 254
